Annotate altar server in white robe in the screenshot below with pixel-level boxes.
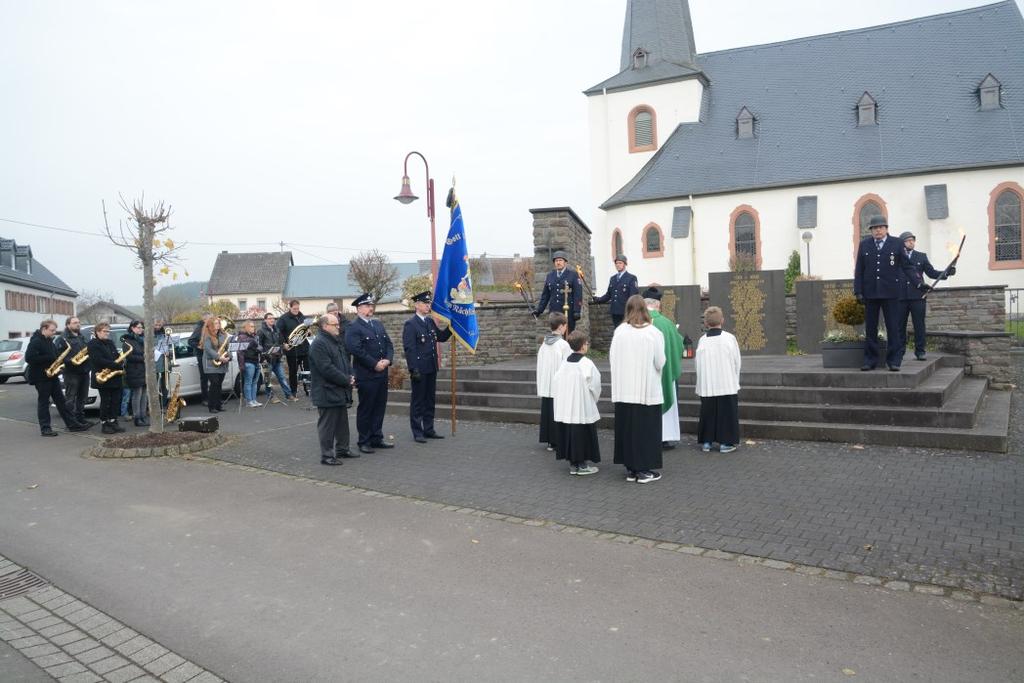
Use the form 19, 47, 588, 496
610, 295, 666, 484
552, 330, 602, 475
536, 312, 571, 450
695, 306, 742, 453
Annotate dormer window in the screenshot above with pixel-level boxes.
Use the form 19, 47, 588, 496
736, 107, 755, 139
979, 74, 1002, 111
857, 92, 877, 127
632, 48, 649, 70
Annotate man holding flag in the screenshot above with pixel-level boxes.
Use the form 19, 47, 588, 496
403, 290, 452, 443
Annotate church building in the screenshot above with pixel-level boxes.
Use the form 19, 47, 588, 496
586, 0, 1024, 291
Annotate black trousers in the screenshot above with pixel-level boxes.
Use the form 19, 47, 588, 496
63, 372, 89, 423
197, 362, 209, 403
286, 353, 308, 395
317, 406, 350, 458
98, 387, 120, 422
355, 377, 388, 446
898, 299, 927, 356
409, 371, 439, 438
34, 379, 73, 432
207, 373, 225, 410
863, 297, 902, 368
611, 314, 624, 328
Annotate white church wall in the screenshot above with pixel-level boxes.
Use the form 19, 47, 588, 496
595, 166, 1024, 292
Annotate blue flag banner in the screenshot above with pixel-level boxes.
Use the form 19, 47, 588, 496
431, 189, 480, 353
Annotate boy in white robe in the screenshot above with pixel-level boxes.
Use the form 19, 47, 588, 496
552, 330, 602, 475
695, 306, 742, 453
536, 313, 571, 451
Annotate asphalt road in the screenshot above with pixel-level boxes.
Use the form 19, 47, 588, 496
0, 415, 1021, 682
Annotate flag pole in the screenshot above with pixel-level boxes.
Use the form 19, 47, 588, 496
450, 336, 457, 435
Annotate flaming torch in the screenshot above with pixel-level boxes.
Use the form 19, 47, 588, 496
922, 231, 966, 300
574, 265, 595, 298
514, 281, 538, 319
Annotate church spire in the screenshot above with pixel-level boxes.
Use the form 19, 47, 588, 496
620, 0, 697, 72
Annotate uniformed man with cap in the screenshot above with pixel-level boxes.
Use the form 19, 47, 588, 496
534, 250, 583, 333
402, 291, 453, 443
853, 216, 917, 371
897, 230, 955, 361
344, 293, 395, 453
593, 254, 639, 327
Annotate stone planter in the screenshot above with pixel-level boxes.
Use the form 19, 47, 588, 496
820, 340, 887, 368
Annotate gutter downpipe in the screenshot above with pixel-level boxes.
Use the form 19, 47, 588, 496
689, 194, 697, 286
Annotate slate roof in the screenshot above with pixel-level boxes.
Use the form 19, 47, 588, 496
0, 238, 76, 297
206, 252, 293, 295
77, 300, 140, 320
282, 263, 425, 302
600, 1, 1024, 208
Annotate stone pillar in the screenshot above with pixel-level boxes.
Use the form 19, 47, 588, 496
530, 207, 593, 335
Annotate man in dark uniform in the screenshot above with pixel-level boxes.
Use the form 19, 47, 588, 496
344, 293, 395, 454
309, 313, 354, 466
60, 316, 94, 427
592, 254, 639, 327
402, 291, 452, 443
276, 300, 311, 396
853, 216, 917, 371
897, 231, 955, 361
534, 250, 583, 333
25, 319, 92, 436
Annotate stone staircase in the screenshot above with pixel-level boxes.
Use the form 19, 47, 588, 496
387, 354, 1010, 452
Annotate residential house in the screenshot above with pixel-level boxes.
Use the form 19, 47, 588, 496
0, 238, 77, 338
77, 301, 141, 325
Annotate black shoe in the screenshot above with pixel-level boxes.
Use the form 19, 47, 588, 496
888, 365, 900, 372
112, 421, 126, 433
662, 441, 676, 450
320, 456, 342, 466
337, 451, 360, 459
860, 364, 875, 371
915, 353, 926, 361
371, 442, 395, 449
67, 423, 91, 433
101, 422, 117, 435
79, 420, 97, 429
41, 428, 58, 437
134, 419, 145, 427
414, 436, 427, 443
424, 433, 444, 439
358, 444, 376, 454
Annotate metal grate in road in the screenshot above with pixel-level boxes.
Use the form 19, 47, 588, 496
0, 568, 48, 600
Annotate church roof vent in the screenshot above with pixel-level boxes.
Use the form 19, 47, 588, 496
978, 74, 1002, 111
736, 106, 755, 139
856, 92, 877, 127
632, 48, 649, 70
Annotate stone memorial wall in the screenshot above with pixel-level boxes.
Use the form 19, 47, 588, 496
708, 270, 787, 355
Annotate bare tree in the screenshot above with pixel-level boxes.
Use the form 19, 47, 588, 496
401, 272, 432, 307
348, 250, 400, 304
103, 196, 184, 434
152, 287, 194, 323
75, 288, 116, 322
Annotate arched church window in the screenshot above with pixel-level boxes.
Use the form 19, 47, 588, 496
628, 105, 657, 153
612, 229, 624, 262
642, 223, 664, 258
990, 184, 1024, 266
853, 193, 889, 253
729, 205, 762, 270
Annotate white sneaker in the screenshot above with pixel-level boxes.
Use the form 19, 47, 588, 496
575, 464, 599, 476
701, 442, 712, 452
247, 400, 262, 408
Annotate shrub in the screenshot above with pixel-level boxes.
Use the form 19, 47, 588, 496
784, 250, 801, 294
832, 295, 866, 326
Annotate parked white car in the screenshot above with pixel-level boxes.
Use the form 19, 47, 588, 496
82, 330, 241, 411
0, 337, 31, 383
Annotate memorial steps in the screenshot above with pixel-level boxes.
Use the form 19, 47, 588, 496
386, 355, 1010, 453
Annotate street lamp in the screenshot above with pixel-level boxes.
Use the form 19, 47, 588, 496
394, 151, 437, 284
802, 231, 814, 276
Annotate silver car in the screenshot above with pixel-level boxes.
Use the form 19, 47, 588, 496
0, 337, 30, 383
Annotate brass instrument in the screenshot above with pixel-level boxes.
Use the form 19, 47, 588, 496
211, 332, 232, 367
285, 322, 309, 348
96, 342, 133, 384
70, 346, 89, 366
45, 340, 72, 378
164, 373, 185, 422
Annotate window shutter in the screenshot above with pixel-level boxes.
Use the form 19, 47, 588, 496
634, 112, 653, 147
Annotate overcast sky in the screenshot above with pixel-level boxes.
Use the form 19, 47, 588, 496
1, 0, 1017, 303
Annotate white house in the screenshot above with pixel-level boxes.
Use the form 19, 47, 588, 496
586, 0, 1024, 293
0, 238, 77, 339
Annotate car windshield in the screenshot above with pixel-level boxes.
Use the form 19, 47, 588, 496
0, 340, 21, 352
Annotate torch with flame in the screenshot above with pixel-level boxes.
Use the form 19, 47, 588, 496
514, 280, 538, 319
574, 265, 595, 298
923, 229, 966, 299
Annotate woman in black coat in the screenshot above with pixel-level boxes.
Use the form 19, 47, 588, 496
122, 320, 149, 426
88, 322, 126, 434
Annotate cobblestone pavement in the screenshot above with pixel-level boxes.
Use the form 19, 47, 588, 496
0, 555, 223, 683
1, 358, 1021, 601
189, 355, 1023, 601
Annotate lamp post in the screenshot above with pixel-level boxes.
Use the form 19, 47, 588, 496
802, 231, 814, 276
394, 151, 438, 284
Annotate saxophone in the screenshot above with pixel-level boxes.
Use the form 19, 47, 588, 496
96, 342, 133, 384
45, 340, 72, 378
165, 373, 186, 422
70, 346, 89, 366
211, 333, 232, 366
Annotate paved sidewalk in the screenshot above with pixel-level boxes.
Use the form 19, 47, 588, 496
0, 417, 1022, 682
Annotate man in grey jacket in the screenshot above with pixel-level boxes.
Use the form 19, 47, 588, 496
309, 314, 355, 466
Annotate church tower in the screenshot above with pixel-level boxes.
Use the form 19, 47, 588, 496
585, 0, 705, 281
